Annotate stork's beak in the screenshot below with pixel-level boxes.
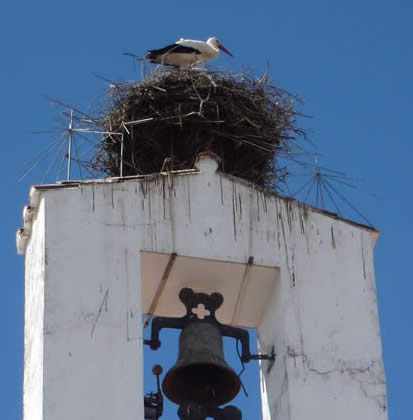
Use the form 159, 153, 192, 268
218, 43, 233, 57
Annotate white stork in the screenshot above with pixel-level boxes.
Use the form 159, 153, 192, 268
146, 37, 233, 67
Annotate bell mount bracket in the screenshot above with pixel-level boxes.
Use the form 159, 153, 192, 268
144, 288, 275, 363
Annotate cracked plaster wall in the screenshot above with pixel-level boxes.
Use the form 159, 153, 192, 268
257, 199, 387, 419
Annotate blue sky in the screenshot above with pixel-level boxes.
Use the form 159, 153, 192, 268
2, 1, 412, 418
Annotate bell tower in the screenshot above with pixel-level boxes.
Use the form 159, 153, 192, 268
17, 68, 387, 419
17, 154, 387, 419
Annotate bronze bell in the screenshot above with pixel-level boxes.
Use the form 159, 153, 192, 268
162, 321, 241, 406
147, 288, 258, 410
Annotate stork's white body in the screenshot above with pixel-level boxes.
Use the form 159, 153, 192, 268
175, 38, 219, 65
146, 37, 232, 67
178, 38, 220, 57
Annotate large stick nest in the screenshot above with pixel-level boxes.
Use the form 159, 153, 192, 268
91, 68, 305, 190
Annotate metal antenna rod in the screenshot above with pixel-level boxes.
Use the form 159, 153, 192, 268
314, 154, 325, 208
67, 109, 73, 180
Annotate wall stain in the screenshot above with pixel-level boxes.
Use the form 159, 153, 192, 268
219, 176, 224, 205
256, 190, 261, 222
162, 180, 166, 220
276, 201, 294, 288
232, 186, 237, 240
361, 233, 366, 280
92, 184, 95, 212
187, 177, 191, 224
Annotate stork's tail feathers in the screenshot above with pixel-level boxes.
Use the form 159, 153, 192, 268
146, 50, 158, 61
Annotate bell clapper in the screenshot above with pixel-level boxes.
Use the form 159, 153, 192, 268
143, 365, 164, 420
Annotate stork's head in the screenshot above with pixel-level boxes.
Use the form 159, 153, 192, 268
207, 37, 233, 57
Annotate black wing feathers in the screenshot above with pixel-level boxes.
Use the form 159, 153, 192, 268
146, 43, 201, 60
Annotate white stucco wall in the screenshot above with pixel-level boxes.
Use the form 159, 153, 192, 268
23, 198, 45, 420
41, 185, 143, 420
20, 156, 387, 420
257, 206, 386, 420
